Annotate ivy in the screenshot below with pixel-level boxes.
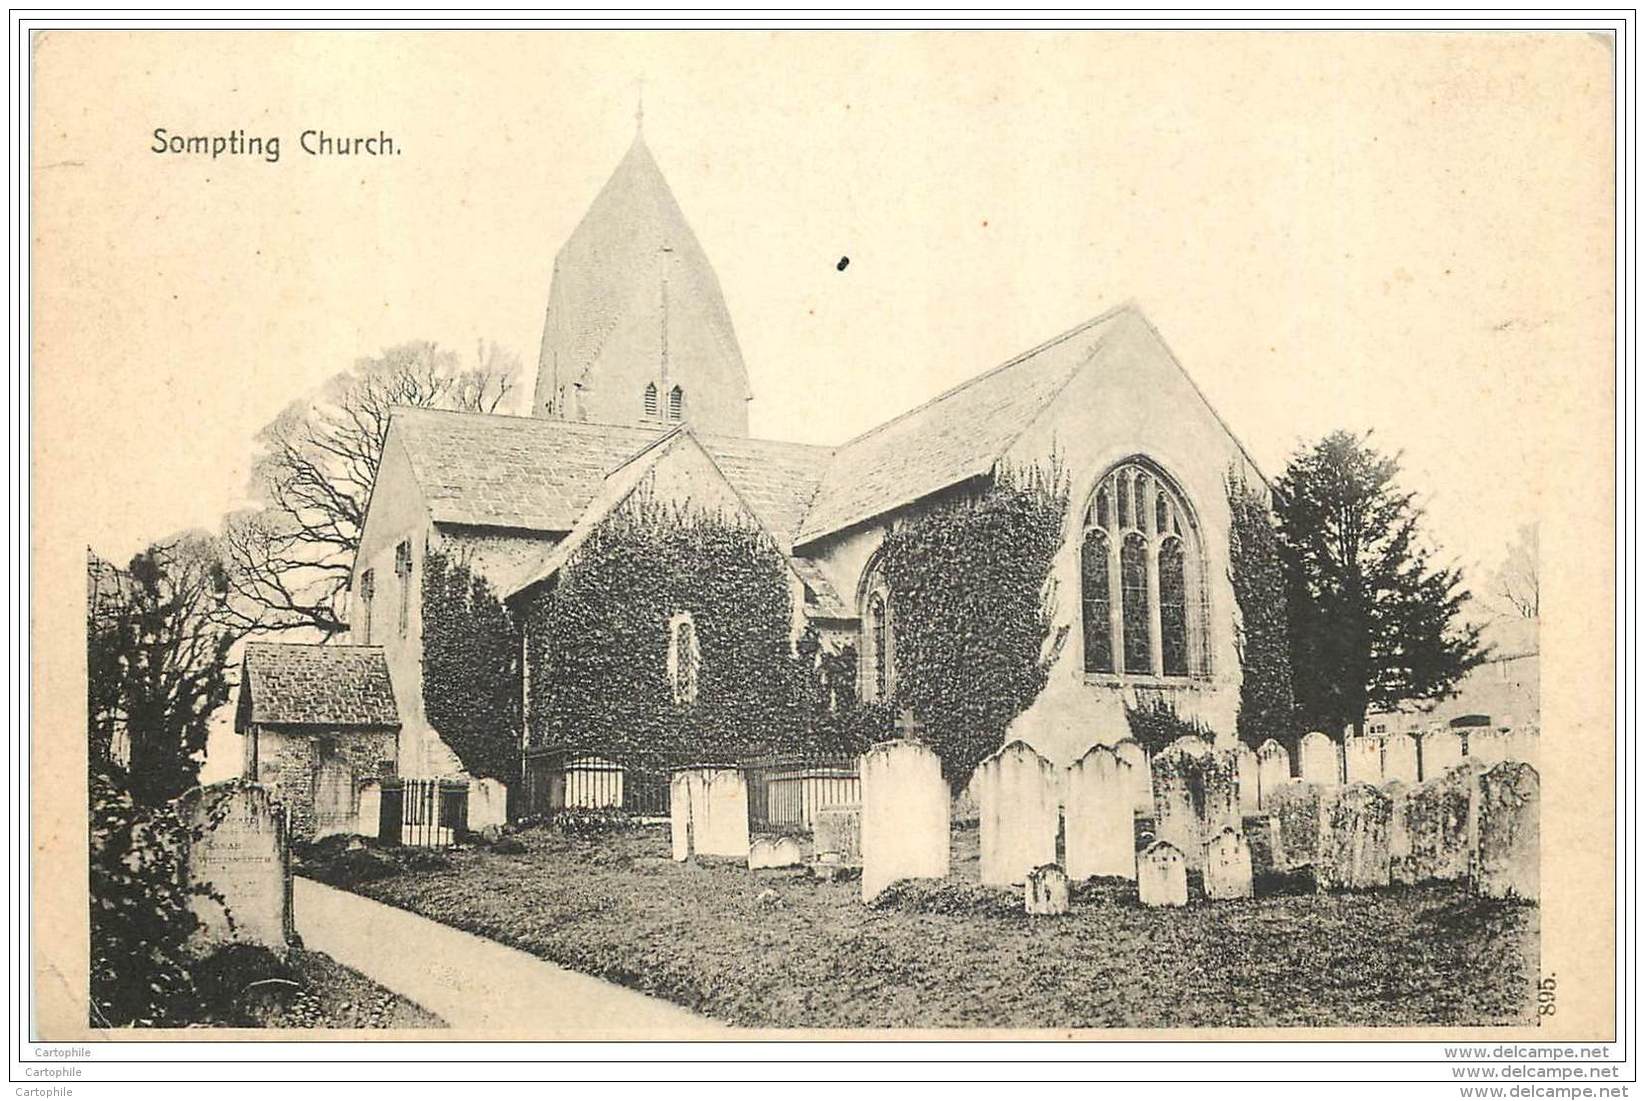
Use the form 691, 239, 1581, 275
1226, 468, 1298, 752
876, 459, 1070, 787
1124, 699, 1216, 756
422, 549, 521, 783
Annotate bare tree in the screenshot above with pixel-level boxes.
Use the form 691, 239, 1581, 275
223, 340, 519, 638
1491, 523, 1539, 619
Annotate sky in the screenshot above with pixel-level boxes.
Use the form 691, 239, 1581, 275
34, 30, 1615, 590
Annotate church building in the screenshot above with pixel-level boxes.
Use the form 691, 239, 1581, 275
336, 129, 1272, 804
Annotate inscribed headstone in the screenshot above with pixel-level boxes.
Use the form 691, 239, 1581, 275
1316, 782, 1392, 891
859, 741, 950, 902
1203, 826, 1253, 900
1065, 745, 1135, 881
1399, 765, 1478, 883
467, 778, 508, 833
1298, 732, 1341, 786
1267, 780, 1329, 869
1204, 749, 1241, 837
176, 783, 292, 957
975, 740, 1060, 886
813, 804, 862, 863
1473, 761, 1539, 900
1256, 740, 1291, 810
669, 766, 750, 860
1137, 841, 1188, 907
1024, 864, 1070, 915
1150, 746, 1204, 871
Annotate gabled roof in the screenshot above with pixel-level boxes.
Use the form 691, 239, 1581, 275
238, 643, 399, 729
792, 306, 1132, 544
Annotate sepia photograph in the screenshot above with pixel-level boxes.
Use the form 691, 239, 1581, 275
25, 23, 1621, 1055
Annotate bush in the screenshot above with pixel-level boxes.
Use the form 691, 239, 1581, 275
192, 944, 299, 1025
552, 807, 642, 835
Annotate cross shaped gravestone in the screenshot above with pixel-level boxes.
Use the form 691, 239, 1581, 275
894, 708, 925, 740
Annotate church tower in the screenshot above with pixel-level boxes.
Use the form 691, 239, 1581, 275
532, 130, 752, 437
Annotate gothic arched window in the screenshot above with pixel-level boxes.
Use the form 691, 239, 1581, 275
667, 611, 700, 706
1080, 459, 1207, 679
644, 382, 659, 418
668, 386, 684, 422
859, 564, 894, 703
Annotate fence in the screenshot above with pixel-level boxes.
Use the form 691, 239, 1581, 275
379, 777, 468, 848
519, 749, 671, 818
743, 753, 860, 831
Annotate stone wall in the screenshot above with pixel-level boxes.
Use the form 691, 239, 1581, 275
247, 725, 398, 842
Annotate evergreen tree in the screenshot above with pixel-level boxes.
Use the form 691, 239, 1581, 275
1275, 431, 1485, 738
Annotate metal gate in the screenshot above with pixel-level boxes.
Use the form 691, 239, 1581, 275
378, 778, 468, 847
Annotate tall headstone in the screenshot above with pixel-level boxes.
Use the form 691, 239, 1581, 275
668, 770, 695, 861
1024, 863, 1070, 915
669, 766, 750, 861
1344, 736, 1383, 785
1113, 739, 1152, 815
860, 741, 950, 902
1383, 780, 1411, 881
1204, 749, 1242, 838
1473, 761, 1539, 900
356, 781, 381, 840
1298, 732, 1341, 786
1203, 826, 1253, 900
176, 783, 293, 957
1399, 765, 1478, 883
1316, 782, 1392, 891
1421, 730, 1464, 780
1468, 729, 1510, 767
1267, 780, 1329, 869
975, 740, 1060, 886
1151, 746, 1204, 871
1256, 739, 1291, 810
1384, 732, 1419, 784
1137, 841, 1188, 907
1234, 744, 1260, 816
467, 777, 508, 833
1065, 745, 1135, 881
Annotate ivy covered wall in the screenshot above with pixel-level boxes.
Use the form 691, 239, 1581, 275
421, 548, 521, 783
1225, 469, 1297, 753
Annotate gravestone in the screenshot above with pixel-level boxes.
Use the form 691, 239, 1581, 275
1505, 727, 1540, 766
176, 783, 293, 957
1203, 826, 1253, 900
1113, 739, 1152, 814
813, 804, 862, 863
467, 778, 508, 834
1137, 841, 1188, 907
859, 741, 950, 902
975, 740, 1060, 886
1204, 749, 1242, 838
1384, 732, 1419, 784
1298, 732, 1341, 786
1473, 761, 1539, 900
1316, 782, 1392, 891
1150, 746, 1204, 871
1421, 730, 1463, 780
1244, 814, 1283, 875
1399, 765, 1478, 883
1383, 780, 1411, 881
1165, 734, 1211, 758
1235, 744, 1260, 816
1267, 780, 1329, 869
748, 835, 804, 870
356, 781, 381, 840
1344, 736, 1383, 785
1024, 863, 1070, 915
1064, 745, 1135, 881
1468, 729, 1510, 767
1256, 740, 1291, 810
669, 766, 750, 861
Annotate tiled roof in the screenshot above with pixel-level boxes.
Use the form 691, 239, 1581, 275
793, 307, 1129, 544
239, 643, 400, 728
790, 556, 849, 618
696, 434, 832, 545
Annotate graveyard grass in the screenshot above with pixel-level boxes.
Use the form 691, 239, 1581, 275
300, 825, 1537, 1030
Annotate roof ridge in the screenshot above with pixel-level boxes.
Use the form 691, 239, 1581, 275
245, 641, 384, 651
391, 403, 831, 452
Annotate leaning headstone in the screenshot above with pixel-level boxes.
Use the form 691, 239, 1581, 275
356, 781, 381, 840
1137, 841, 1188, 907
1473, 761, 1539, 900
1113, 739, 1152, 814
1344, 736, 1383, 785
1024, 863, 1070, 915
748, 835, 804, 870
1316, 782, 1392, 891
1065, 745, 1135, 881
1421, 730, 1464, 781
176, 783, 293, 957
1384, 732, 1419, 784
975, 740, 1060, 886
1399, 764, 1479, 883
1204, 749, 1242, 838
467, 777, 508, 834
813, 804, 862, 863
859, 741, 950, 902
1267, 780, 1330, 869
1298, 732, 1341, 786
1256, 739, 1291, 810
1203, 826, 1253, 900
1151, 746, 1204, 871
1235, 744, 1260, 816
1468, 729, 1510, 767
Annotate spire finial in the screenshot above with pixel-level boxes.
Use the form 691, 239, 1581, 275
635, 77, 645, 134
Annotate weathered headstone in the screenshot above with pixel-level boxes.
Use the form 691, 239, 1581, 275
1298, 731, 1341, 786
975, 740, 1060, 886
1468, 729, 1510, 767
1064, 745, 1135, 881
859, 741, 950, 902
1266, 780, 1329, 869
1024, 863, 1070, 915
1344, 736, 1384, 785
1256, 739, 1291, 810
813, 804, 862, 863
467, 777, 508, 834
669, 766, 750, 861
1399, 765, 1478, 883
1203, 826, 1253, 900
1150, 746, 1204, 871
1421, 730, 1464, 780
1473, 761, 1539, 900
1244, 813, 1283, 875
1384, 732, 1419, 784
1137, 841, 1188, 907
1205, 749, 1242, 838
356, 781, 381, 840
1165, 734, 1211, 758
668, 770, 695, 861
1113, 738, 1152, 815
176, 783, 292, 957
748, 835, 804, 870
1383, 780, 1411, 881
1235, 744, 1260, 816
1316, 782, 1392, 891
